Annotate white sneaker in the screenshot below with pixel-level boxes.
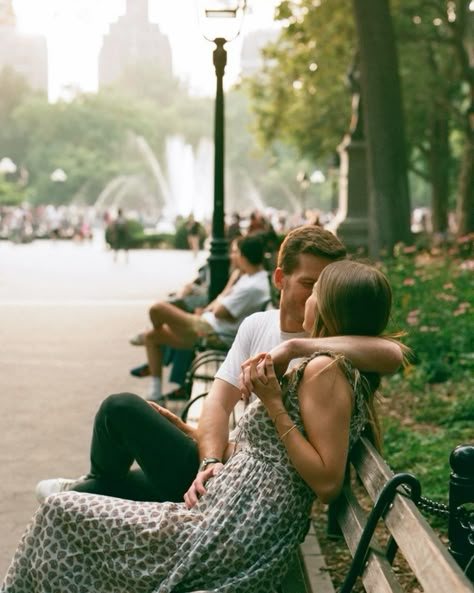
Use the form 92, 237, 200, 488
35, 476, 85, 503
129, 332, 146, 346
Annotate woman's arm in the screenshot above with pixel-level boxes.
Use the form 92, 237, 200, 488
243, 354, 353, 503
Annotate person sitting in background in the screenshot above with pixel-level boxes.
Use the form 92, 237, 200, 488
145, 238, 245, 400
226, 212, 242, 241
130, 235, 271, 402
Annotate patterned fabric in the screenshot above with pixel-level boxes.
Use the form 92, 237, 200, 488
1, 352, 368, 593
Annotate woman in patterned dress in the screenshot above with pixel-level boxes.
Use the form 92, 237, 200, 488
1, 260, 398, 593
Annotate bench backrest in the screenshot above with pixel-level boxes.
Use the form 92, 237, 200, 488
333, 437, 473, 593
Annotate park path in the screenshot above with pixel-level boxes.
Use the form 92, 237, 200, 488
0, 236, 205, 576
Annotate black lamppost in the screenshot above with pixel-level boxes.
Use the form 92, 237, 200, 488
199, 1, 246, 300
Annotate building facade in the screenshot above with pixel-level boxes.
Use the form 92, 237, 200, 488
98, 0, 172, 88
0, 0, 48, 92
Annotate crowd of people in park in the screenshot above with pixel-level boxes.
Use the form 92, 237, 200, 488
1, 221, 407, 593
0, 202, 330, 246
0, 204, 95, 243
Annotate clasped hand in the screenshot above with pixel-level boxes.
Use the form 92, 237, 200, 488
183, 462, 224, 509
239, 352, 282, 405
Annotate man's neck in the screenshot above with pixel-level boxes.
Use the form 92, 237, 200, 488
279, 309, 305, 334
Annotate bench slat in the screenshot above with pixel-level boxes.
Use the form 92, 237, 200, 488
351, 439, 473, 593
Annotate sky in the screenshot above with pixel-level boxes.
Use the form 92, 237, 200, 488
12, 0, 280, 101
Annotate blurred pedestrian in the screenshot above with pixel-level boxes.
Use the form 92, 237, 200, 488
108, 208, 130, 262
185, 214, 200, 258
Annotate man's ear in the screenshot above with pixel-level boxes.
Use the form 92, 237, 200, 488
273, 267, 284, 291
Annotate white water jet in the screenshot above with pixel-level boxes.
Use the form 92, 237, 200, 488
134, 135, 173, 207
165, 135, 213, 221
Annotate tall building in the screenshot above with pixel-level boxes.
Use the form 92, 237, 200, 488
98, 0, 172, 88
0, 0, 48, 92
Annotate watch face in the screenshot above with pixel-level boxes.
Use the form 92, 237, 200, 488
200, 458, 220, 472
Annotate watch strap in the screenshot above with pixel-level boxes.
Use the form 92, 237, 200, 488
199, 457, 221, 472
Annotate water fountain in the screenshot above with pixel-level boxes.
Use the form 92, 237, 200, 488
93, 133, 273, 225
135, 134, 213, 222
164, 135, 213, 221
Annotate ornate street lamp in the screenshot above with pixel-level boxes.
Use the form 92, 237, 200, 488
296, 171, 310, 213
198, 0, 246, 300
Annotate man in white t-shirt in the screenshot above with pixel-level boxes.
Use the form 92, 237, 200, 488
135, 235, 271, 402
35, 226, 403, 505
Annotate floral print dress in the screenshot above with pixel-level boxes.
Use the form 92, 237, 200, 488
1, 353, 368, 593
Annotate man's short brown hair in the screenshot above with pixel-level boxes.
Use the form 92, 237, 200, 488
277, 225, 347, 274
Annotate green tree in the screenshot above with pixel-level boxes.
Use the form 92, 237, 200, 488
395, 0, 473, 236
247, 0, 353, 162
14, 94, 138, 205
0, 177, 25, 206
248, 0, 412, 252
0, 66, 41, 170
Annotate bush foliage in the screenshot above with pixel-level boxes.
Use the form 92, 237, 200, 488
377, 234, 473, 507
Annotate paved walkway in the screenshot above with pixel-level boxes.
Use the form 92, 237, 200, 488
0, 238, 205, 576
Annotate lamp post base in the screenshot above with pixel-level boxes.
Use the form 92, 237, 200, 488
208, 236, 229, 301
334, 135, 369, 253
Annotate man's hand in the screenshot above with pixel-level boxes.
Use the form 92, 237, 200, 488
148, 402, 197, 441
241, 354, 282, 408
183, 462, 224, 508
240, 352, 266, 404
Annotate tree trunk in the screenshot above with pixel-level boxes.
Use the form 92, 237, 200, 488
352, 0, 412, 256
455, 126, 474, 236
429, 110, 450, 236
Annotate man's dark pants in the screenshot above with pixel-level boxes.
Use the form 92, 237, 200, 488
73, 393, 199, 502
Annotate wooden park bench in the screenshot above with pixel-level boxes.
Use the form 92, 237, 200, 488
285, 436, 473, 593
175, 361, 473, 593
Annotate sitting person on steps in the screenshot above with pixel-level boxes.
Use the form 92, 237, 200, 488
130, 234, 271, 403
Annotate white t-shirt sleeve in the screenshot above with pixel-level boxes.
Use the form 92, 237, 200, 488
215, 309, 280, 388
218, 272, 270, 320
215, 313, 256, 388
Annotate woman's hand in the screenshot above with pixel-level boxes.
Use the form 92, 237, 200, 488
240, 353, 282, 408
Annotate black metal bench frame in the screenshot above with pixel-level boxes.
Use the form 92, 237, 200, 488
327, 437, 473, 593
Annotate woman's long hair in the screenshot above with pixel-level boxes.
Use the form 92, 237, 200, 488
311, 260, 395, 450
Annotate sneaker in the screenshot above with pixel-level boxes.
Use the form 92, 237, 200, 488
130, 363, 150, 377
35, 476, 85, 503
129, 332, 146, 346
164, 386, 189, 401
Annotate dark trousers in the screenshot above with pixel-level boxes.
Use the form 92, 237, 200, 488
73, 392, 199, 502
163, 346, 194, 386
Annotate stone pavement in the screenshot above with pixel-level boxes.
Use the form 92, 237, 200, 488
0, 240, 204, 577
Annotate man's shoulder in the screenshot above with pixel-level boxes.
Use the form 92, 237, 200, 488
241, 308, 279, 326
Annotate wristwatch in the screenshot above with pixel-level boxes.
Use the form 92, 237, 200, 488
199, 457, 222, 473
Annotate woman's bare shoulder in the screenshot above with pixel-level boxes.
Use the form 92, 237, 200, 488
301, 353, 352, 393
